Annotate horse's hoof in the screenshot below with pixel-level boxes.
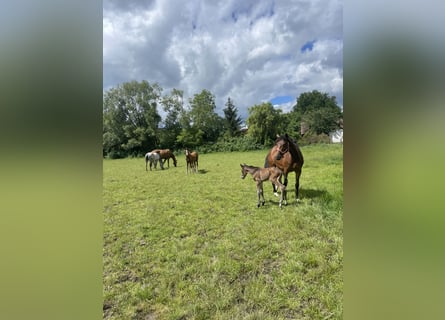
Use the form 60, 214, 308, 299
274, 192, 279, 197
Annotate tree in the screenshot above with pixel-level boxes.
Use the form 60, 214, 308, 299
222, 97, 242, 138
159, 88, 184, 149
246, 102, 284, 145
103, 80, 162, 157
292, 90, 342, 136
177, 89, 223, 147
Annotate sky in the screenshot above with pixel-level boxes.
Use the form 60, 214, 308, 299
103, 0, 343, 120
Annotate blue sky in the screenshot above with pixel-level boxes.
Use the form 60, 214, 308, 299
270, 95, 294, 105
103, 0, 343, 119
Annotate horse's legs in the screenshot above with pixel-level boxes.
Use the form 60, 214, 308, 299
272, 182, 278, 197
256, 181, 263, 207
159, 159, 164, 170
272, 177, 286, 207
259, 182, 265, 206
279, 184, 287, 207
295, 169, 302, 201
146, 159, 148, 171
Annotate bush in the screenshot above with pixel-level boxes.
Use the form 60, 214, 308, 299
299, 133, 331, 145
195, 136, 263, 153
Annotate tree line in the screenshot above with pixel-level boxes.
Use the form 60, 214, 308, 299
103, 80, 342, 158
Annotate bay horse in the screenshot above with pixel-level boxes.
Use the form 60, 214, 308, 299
240, 163, 286, 208
145, 152, 164, 171
264, 133, 304, 202
151, 149, 177, 167
185, 149, 198, 174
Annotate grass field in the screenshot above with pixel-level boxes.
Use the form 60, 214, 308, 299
103, 144, 343, 319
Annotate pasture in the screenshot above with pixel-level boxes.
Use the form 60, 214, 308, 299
103, 144, 343, 319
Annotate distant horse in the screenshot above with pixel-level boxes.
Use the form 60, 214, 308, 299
185, 149, 198, 174
264, 133, 304, 202
240, 163, 286, 208
145, 152, 164, 171
151, 149, 177, 167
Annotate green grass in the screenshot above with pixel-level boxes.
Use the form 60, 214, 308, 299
103, 144, 343, 319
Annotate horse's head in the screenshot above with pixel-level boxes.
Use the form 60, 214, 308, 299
240, 164, 248, 179
274, 135, 289, 160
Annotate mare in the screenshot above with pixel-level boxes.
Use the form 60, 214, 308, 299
145, 152, 164, 171
151, 149, 177, 167
264, 133, 304, 202
240, 163, 287, 208
185, 149, 199, 174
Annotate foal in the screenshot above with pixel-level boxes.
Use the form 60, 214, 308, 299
185, 149, 199, 174
240, 163, 287, 208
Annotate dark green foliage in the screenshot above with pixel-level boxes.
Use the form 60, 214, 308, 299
159, 89, 184, 149
103, 80, 162, 158
103, 81, 341, 158
292, 90, 342, 136
246, 102, 284, 145
197, 136, 263, 153
222, 97, 242, 138
176, 89, 224, 149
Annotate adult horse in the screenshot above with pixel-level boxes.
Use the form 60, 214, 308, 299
145, 152, 164, 171
185, 149, 198, 174
264, 133, 304, 202
151, 149, 177, 167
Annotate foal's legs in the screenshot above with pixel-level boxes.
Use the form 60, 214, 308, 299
271, 177, 286, 207
256, 181, 265, 208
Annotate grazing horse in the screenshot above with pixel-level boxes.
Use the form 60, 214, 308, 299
264, 133, 304, 202
185, 149, 198, 174
151, 149, 177, 167
240, 163, 286, 208
145, 152, 164, 171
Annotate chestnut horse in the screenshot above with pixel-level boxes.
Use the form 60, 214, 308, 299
145, 152, 164, 171
151, 149, 177, 167
264, 134, 304, 202
185, 149, 198, 174
240, 163, 286, 208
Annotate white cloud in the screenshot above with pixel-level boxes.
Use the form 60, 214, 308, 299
103, 0, 343, 119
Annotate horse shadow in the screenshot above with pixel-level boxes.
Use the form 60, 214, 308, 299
197, 169, 208, 174
268, 187, 328, 200
299, 188, 329, 200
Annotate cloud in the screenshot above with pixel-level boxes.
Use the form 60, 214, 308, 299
103, 0, 343, 119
